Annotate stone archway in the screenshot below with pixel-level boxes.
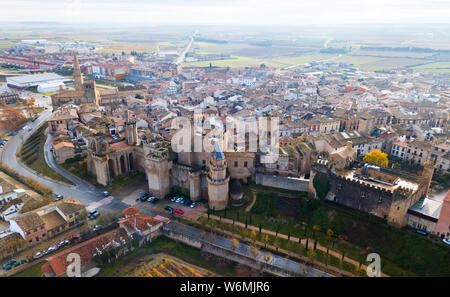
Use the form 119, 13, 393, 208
108, 159, 116, 179
120, 155, 126, 175
129, 153, 134, 171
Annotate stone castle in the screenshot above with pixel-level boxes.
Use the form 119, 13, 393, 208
87, 122, 253, 210
308, 158, 434, 226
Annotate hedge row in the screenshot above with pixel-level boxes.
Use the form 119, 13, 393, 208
0, 163, 53, 195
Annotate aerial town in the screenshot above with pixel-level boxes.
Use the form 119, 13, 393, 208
0, 1, 449, 285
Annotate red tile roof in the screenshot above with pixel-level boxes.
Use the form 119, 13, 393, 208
122, 207, 139, 217
43, 228, 129, 276
118, 213, 163, 234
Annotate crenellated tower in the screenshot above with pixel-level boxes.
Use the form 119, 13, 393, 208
207, 143, 230, 210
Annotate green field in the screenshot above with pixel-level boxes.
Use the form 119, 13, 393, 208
353, 50, 435, 59
192, 41, 259, 55
412, 62, 450, 73
11, 262, 45, 277
333, 55, 430, 71
182, 55, 283, 68
270, 53, 336, 67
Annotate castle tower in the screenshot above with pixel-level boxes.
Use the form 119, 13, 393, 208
125, 110, 138, 146
73, 53, 84, 92
189, 170, 201, 201
207, 143, 230, 210
87, 137, 112, 186
82, 79, 100, 106
144, 139, 171, 199
421, 160, 435, 197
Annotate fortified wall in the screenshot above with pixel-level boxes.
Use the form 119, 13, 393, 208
309, 159, 432, 227
255, 173, 309, 192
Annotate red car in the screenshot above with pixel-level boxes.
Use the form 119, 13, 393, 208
70, 234, 80, 242
174, 209, 184, 214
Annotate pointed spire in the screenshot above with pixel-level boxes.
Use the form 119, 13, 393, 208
211, 142, 224, 160
73, 53, 84, 91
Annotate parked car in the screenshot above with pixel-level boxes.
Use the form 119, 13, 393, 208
140, 192, 150, 199
102, 191, 109, 197
46, 246, 57, 254
54, 194, 63, 201
171, 197, 177, 202
88, 210, 100, 220
34, 252, 43, 259
57, 240, 70, 249
164, 206, 174, 213
414, 229, 427, 236
147, 197, 159, 203
3, 259, 16, 269
20, 259, 26, 264
3, 265, 11, 271
13, 261, 20, 267
174, 209, 184, 214
70, 234, 80, 242
176, 197, 182, 203
184, 200, 192, 206
190, 202, 197, 208
92, 225, 102, 232
443, 238, 450, 246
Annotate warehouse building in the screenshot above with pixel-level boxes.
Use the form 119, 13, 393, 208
6, 73, 70, 93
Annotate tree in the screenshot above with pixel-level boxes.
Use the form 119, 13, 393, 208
231, 238, 239, 250
273, 238, 280, 252
250, 229, 257, 243
363, 149, 388, 167
1, 105, 26, 131
263, 234, 270, 248
313, 173, 330, 200
306, 249, 316, 266
23, 98, 36, 118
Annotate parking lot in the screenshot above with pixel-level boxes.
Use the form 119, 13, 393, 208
136, 195, 207, 221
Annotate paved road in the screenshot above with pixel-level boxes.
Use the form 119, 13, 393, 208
174, 30, 198, 65
1, 109, 128, 212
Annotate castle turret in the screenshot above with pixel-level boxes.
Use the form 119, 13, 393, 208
144, 139, 171, 199
207, 143, 230, 210
125, 110, 138, 146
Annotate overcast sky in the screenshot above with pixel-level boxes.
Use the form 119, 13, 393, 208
2, 0, 450, 26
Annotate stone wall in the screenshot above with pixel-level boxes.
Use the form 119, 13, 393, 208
255, 173, 309, 192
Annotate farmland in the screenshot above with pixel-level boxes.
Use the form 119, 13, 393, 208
332, 55, 430, 71
412, 62, 450, 73
182, 55, 283, 68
